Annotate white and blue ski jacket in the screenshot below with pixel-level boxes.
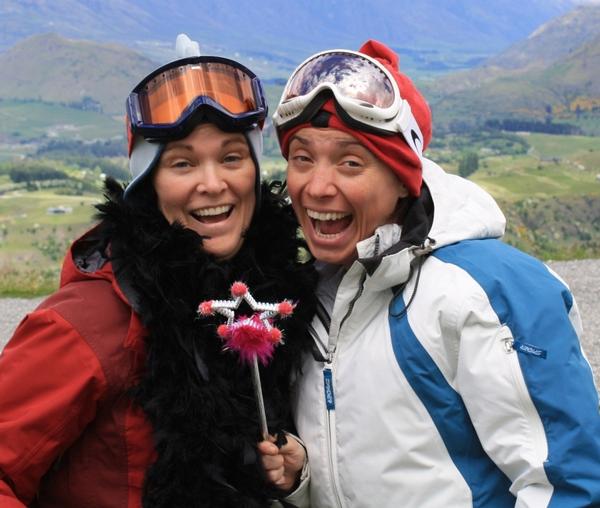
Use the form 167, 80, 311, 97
293, 159, 600, 508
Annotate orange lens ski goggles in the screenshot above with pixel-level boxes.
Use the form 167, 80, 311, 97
126, 56, 267, 141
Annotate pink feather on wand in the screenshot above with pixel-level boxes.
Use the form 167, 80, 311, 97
198, 282, 295, 439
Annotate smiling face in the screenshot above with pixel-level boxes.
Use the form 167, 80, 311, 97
286, 127, 408, 266
152, 123, 256, 260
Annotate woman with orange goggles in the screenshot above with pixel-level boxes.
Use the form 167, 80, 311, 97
0, 34, 315, 508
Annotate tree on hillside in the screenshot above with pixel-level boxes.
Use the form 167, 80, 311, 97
8, 165, 67, 183
458, 152, 479, 178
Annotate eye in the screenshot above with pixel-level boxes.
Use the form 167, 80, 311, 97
223, 153, 243, 164
341, 158, 363, 169
222, 144, 250, 166
290, 154, 313, 164
172, 159, 192, 168
159, 156, 193, 170
296, 155, 310, 162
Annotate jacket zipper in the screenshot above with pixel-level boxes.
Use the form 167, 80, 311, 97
322, 272, 367, 508
333, 272, 367, 357
501, 336, 548, 457
323, 364, 344, 508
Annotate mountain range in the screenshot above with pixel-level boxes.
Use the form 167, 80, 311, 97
0, 1, 599, 137
427, 4, 600, 130
0, 0, 588, 68
0, 34, 156, 116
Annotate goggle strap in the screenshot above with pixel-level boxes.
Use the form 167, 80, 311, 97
126, 115, 135, 157
397, 102, 424, 160
128, 56, 267, 140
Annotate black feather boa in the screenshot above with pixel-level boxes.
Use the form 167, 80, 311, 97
95, 178, 317, 507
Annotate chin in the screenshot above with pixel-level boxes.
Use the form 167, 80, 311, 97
205, 241, 243, 260
309, 246, 354, 267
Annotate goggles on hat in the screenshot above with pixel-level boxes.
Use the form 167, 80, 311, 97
273, 49, 424, 161
126, 56, 267, 149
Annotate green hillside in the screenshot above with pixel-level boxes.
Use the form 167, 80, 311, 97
441, 133, 600, 259
0, 13, 599, 296
0, 33, 157, 115
428, 5, 600, 134
0, 188, 99, 296
0, 131, 598, 296
490, 4, 600, 70
0, 100, 122, 147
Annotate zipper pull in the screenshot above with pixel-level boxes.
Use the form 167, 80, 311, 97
323, 368, 335, 410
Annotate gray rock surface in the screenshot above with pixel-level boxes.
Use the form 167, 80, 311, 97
1, 260, 599, 387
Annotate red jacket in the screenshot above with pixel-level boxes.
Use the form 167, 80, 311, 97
0, 238, 155, 507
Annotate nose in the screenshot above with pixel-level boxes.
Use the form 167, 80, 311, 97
305, 162, 337, 199
196, 165, 227, 194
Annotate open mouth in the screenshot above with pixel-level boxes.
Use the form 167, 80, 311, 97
191, 205, 233, 224
306, 208, 352, 238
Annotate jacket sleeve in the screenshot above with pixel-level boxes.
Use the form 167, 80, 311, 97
0, 308, 107, 505
456, 272, 600, 507
275, 433, 311, 508
278, 462, 310, 508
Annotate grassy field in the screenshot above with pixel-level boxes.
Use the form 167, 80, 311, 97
526, 133, 600, 159
471, 155, 600, 201
0, 189, 99, 295
471, 134, 600, 259
0, 100, 122, 143
0, 132, 599, 296
435, 133, 600, 201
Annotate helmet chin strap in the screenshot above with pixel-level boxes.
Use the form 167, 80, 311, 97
244, 126, 264, 218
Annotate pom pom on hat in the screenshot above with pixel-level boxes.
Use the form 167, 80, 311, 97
279, 40, 432, 197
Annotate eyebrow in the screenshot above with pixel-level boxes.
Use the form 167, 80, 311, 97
337, 139, 366, 149
289, 134, 366, 150
162, 135, 247, 154
289, 134, 310, 146
162, 142, 194, 154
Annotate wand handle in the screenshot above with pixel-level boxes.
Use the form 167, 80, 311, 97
250, 354, 269, 440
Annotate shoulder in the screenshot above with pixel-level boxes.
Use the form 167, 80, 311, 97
40, 277, 133, 341
431, 239, 573, 314
399, 238, 573, 343
419, 240, 577, 365
34, 277, 141, 392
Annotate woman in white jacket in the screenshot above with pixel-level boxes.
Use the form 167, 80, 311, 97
267, 39, 600, 507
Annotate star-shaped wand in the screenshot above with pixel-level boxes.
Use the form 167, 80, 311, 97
198, 282, 294, 440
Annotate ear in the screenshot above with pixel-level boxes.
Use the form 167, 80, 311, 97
392, 183, 411, 225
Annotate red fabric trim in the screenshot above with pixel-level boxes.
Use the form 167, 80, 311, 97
281, 100, 423, 196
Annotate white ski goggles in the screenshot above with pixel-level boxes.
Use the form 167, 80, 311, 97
272, 49, 424, 160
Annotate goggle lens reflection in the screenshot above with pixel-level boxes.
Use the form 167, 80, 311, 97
137, 62, 258, 125
283, 52, 396, 109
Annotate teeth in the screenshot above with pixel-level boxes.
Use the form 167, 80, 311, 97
195, 205, 232, 217
306, 209, 349, 221
315, 227, 340, 239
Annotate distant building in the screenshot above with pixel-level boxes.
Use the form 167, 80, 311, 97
46, 206, 73, 215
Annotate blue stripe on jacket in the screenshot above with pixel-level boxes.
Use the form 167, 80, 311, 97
389, 297, 514, 507
433, 238, 600, 506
